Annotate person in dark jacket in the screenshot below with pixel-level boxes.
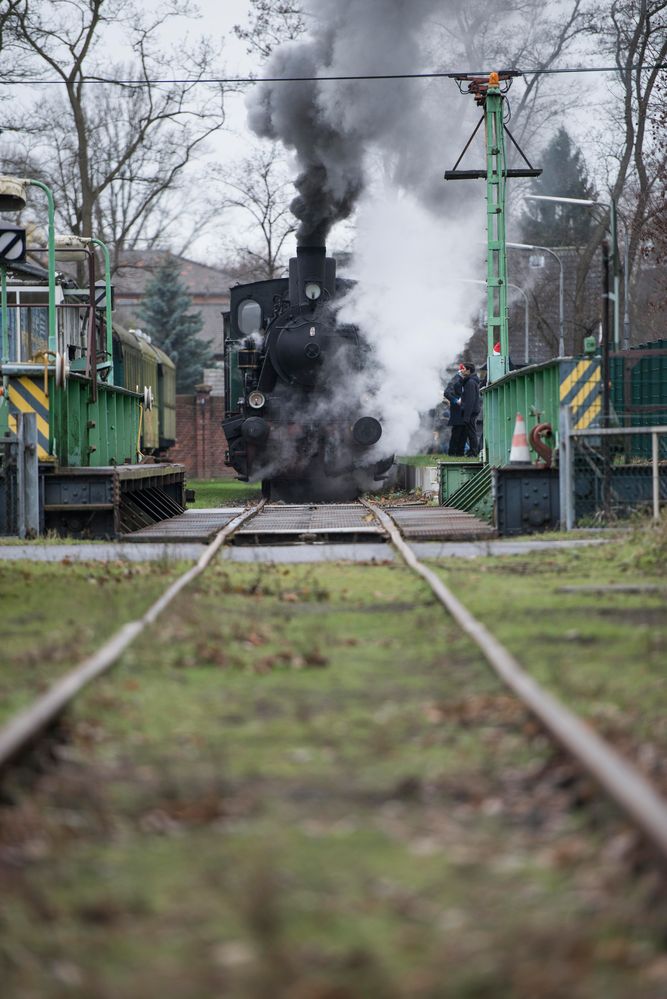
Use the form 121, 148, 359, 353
443, 367, 466, 456
460, 363, 481, 457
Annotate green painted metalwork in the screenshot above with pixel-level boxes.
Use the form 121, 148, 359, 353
441, 464, 494, 521
445, 73, 539, 384
485, 82, 510, 383
0, 180, 150, 475
483, 357, 602, 466
0, 392, 9, 439
89, 237, 114, 385
483, 349, 667, 468
610, 340, 667, 457
50, 372, 140, 467
438, 461, 484, 504
483, 360, 562, 466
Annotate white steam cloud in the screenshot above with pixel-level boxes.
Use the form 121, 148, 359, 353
338, 187, 484, 456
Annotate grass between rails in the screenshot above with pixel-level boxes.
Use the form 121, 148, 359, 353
0, 560, 186, 723
0, 532, 105, 547
430, 524, 667, 788
1, 560, 666, 997
187, 478, 261, 508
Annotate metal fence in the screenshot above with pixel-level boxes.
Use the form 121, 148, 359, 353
559, 407, 667, 528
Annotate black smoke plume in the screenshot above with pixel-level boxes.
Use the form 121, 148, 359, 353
246, 0, 454, 244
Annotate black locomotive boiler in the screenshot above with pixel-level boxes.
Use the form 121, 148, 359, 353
223, 244, 393, 501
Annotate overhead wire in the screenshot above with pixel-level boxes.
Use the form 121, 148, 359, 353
0, 64, 665, 86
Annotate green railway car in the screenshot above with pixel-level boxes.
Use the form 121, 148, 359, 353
0, 181, 187, 538
1, 263, 179, 469
111, 325, 176, 455
153, 341, 177, 449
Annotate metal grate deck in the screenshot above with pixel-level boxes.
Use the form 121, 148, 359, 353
233, 503, 386, 544
386, 505, 496, 541
123, 502, 494, 545
124, 508, 240, 543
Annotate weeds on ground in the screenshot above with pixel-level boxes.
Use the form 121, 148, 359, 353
366, 488, 435, 506
619, 512, 667, 575
0, 529, 102, 546
187, 479, 261, 508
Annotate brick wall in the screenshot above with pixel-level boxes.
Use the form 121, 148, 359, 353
165, 385, 235, 479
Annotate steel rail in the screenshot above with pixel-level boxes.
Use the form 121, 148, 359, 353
363, 499, 667, 860
0, 501, 266, 770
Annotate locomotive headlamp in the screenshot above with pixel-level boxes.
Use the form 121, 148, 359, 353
248, 390, 265, 410
304, 282, 321, 301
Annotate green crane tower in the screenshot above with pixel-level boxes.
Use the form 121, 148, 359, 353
445, 71, 541, 383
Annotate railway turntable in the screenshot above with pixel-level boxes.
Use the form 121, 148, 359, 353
123, 501, 496, 545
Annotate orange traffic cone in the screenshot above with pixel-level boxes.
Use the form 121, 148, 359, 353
510, 412, 531, 463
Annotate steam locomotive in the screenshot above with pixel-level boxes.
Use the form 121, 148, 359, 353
223, 244, 393, 501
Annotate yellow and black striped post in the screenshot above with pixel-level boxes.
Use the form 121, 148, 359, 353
7, 375, 52, 460
559, 358, 602, 431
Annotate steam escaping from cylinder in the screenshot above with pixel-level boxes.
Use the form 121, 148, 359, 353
337, 188, 483, 457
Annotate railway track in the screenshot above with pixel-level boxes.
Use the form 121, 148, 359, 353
2, 498, 667, 864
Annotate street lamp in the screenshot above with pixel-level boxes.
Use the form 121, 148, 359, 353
524, 194, 625, 348
507, 241, 565, 357
0, 177, 57, 353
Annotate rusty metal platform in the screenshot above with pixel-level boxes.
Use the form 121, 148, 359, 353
385, 505, 496, 541
125, 508, 241, 543
233, 503, 386, 544
42, 463, 186, 538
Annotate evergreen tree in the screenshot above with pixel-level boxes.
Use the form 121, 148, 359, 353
519, 127, 598, 247
136, 256, 213, 393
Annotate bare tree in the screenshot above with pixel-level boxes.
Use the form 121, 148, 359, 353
3, 0, 232, 272
572, 0, 667, 345
639, 75, 667, 323
214, 142, 297, 280
234, 0, 306, 60
0, 0, 38, 96
0, 0, 20, 64
428, 1, 592, 148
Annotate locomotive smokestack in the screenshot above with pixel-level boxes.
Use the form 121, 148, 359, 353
289, 243, 336, 307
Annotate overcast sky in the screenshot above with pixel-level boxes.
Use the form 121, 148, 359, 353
156, 0, 292, 259
2, 1, 609, 265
